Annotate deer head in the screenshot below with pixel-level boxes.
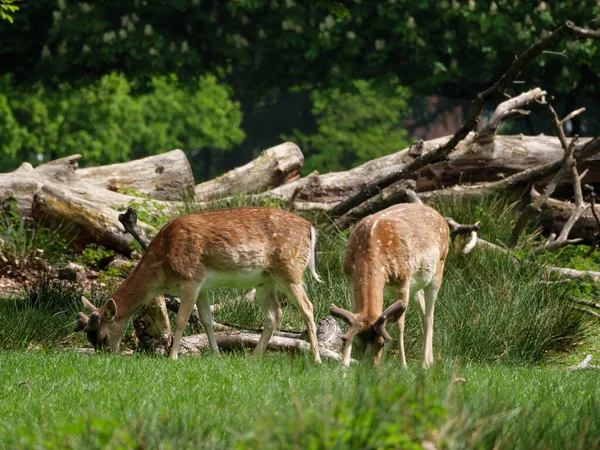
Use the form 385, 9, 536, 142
74, 296, 123, 352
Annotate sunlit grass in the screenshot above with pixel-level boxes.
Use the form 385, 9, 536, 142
1, 352, 600, 449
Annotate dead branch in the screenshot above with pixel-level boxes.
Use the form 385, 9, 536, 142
333, 180, 417, 230
571, 306, 600, 320
509, 102, 582, 248
118, 208, 150, 251
328, 22, 600, 219
474, 88, 546, 144
566, 354, 600, 370
178, 330, 348, 362
572, 297, 600, 310
583, 186, 600, 257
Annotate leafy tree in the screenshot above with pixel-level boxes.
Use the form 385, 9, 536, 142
0, 73, 244, 175
288, 80, 412, 173
0, 0, 19, 23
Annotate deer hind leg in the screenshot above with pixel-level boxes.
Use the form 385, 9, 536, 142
422, 283, 439, 369
254, 282, 281, 356
275, 278, 321, 364
169, 280, 203, 360
196, 289, 219, 356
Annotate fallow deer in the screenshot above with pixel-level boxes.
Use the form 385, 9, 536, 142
330, 203, 449, 368
74, 207, 323, 363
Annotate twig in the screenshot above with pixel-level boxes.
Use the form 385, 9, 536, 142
566, 354, 600, 370
572, 297, 600, 310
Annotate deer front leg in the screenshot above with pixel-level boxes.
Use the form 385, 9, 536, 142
196, 289, 220, 356
169, 282, 202, 360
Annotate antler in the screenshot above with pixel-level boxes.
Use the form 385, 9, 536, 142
74, 312, 89, 332
373, 302, 407, 342
330, 304, 361, 342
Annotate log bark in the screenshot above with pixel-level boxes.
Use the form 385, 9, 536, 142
133, 294, 173, 354
194, 142, 303, 201
178, 328, 345, 362
78, 149, 194, 200
263, 135, 596, 210
31, 183, 156, 254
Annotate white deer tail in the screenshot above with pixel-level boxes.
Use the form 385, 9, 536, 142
308, 226, 322, 283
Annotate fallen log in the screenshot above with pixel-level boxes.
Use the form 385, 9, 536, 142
263, 135, 596, 210
194, 142, 303, 201
179, 330, 344, 362
31, 183, 156, 254
78, 149, 195, 200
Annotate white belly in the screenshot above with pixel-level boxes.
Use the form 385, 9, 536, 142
201, 268, 269, 290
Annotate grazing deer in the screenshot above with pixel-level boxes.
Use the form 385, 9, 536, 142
330, 203, 449, 368
74, 207, 323, 363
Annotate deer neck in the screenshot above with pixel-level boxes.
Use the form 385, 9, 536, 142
110, 262, 161, 322
353, 267, 386, 324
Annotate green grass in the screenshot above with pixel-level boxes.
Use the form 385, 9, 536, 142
2, 192, 600, 449
1, 352, 600, 449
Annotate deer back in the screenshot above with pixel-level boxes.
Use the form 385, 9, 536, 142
343, 203, 449, 319
146, 207, 314, 282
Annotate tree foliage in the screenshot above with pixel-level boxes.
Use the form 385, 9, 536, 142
0, 73, 244, 172
288, 80, 412, 173
0, 0, 19, 23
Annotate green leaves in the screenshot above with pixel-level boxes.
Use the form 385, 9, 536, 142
0, 0, 19, 23
287, 79, 412, 173
0, 73, 244, 170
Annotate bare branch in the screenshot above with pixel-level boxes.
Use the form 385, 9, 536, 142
572, 297, 600, 310
561, 107, 586, 125
474, 88, 546, 144
509, 103, 585, 248
566, 354, 600, 370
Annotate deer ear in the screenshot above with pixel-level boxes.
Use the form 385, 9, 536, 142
81, 296, 97, 313
104, 299, 117, 321
74, 312, 89, 332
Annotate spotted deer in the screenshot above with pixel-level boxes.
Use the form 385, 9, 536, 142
330, 203, 449, 368
74, 207, 323, 363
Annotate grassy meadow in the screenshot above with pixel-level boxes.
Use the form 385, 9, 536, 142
2, 193, 600, 449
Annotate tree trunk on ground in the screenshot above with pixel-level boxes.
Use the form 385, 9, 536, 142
133, 295, 173, 354
78, 149, 195, 200
194, 142, 303, 201
263, 135, 596, 209
30, 183, 150, 254
178, 316, 344, 361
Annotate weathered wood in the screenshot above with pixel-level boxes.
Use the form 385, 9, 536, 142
179, 330, 345, 362
195, 142, 303, 201
78, 149, 195, 200
133, 294, 173, 354
539, 197, 600, 245
262, 135, 596, 210
31, 183, 156, 254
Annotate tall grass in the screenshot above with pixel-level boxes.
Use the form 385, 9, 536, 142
0, 278, 98, 349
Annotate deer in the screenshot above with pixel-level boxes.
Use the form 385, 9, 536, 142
330, 203, 449, 368
74, 206, 323, 363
